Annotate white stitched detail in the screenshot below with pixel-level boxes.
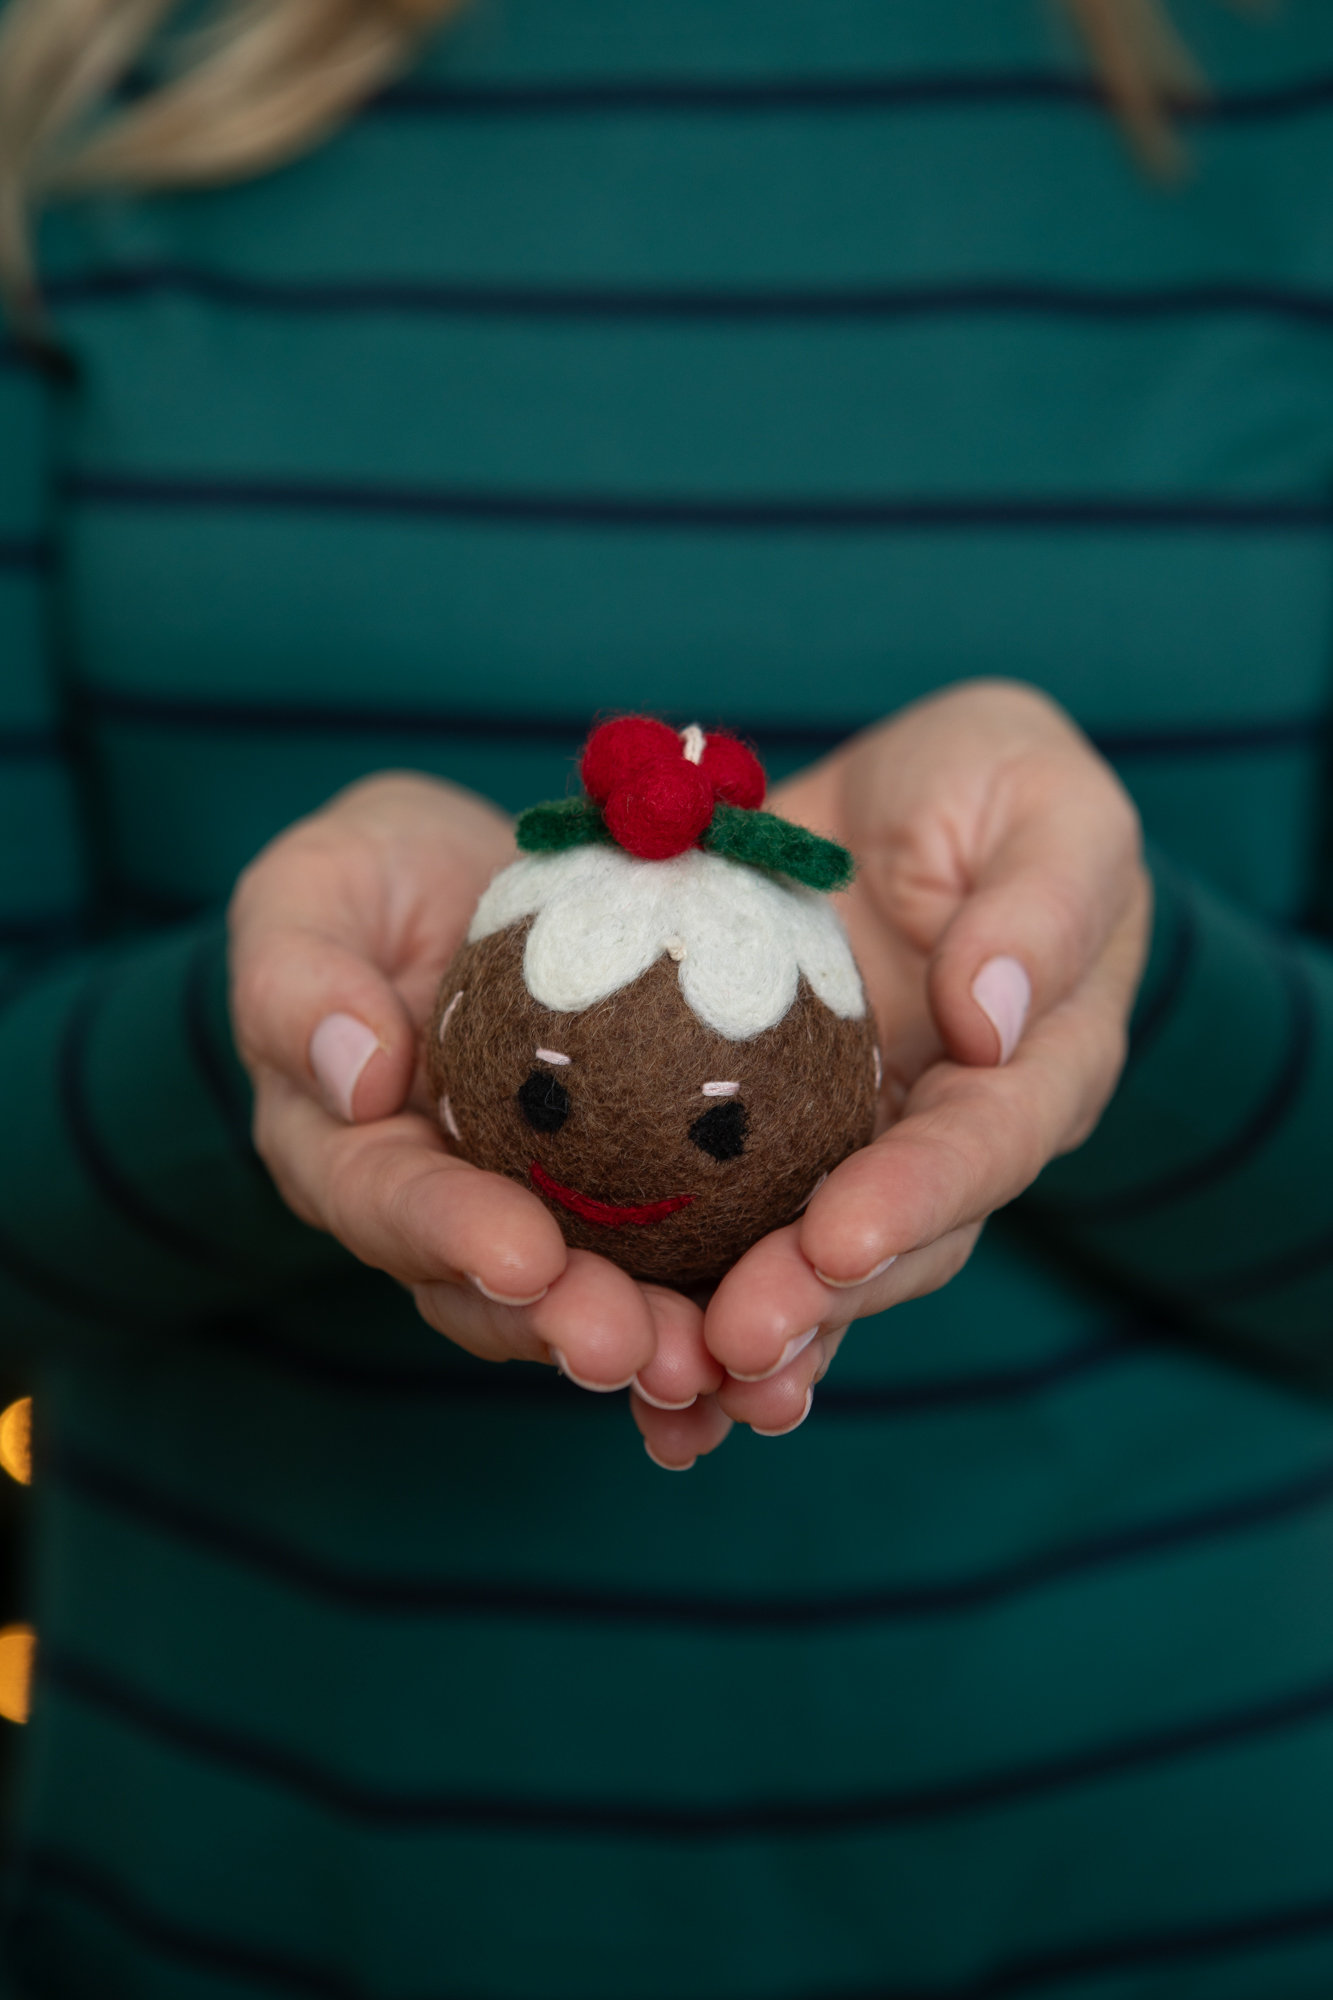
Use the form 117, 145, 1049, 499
534, 1047, 571, 1065
679, 723, 706, 765
701, 1081, 740, 1096
872, 1047, 883, 1091
440, 1095, 461, 1141
438, 990, 463, 1043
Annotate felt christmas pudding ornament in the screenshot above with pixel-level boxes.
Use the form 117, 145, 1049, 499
427, 718, 879, 1290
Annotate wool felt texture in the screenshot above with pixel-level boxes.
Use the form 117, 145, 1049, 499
514, 797, 853, 893
702, 802, 854, 892
468, 846, 866, 1040
579, 717, 769, 860
427, 920, 878, 1289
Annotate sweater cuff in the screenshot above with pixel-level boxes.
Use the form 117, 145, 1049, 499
0, 915, 349, 1346
1025, 847, 1333, 1368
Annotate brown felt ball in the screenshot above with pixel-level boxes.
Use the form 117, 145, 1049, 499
425, 844, 878, 1290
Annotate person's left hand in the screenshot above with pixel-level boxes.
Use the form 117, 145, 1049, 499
629, 679, 1151, 1467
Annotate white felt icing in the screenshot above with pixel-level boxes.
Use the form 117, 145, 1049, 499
468, 846, 865, 1040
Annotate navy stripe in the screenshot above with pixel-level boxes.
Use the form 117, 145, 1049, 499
86, 687, 636, 743
18, 1852, 347, 2000
44, 1645, 1333, 1836
368, 67, 1333, 126
1055, 949, 1316, 1226
1096, 715, 1325, 758
0, 330, 76, 385
194, 1310, 1137, 1411
58, 969, 248, 1279
0, 949, 61, 1023
0, 536, 46, 573
21, 1848, 1333, 2000
49, 263, 1333, 330
1188, 1217, 1333, 1306
0, 336, 58, 377
0, 1218, 135, 1332
66, 470, 1333, 533
0, 726, 61, 759
0, 913, 82, 948
54, 1443, 1333, 1628
82, 685, 1327, 765
820, 1333, 1141, 1415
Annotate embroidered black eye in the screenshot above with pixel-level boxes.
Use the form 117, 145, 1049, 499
689, 1100, 747, 1161
518, 1069, 570, 1134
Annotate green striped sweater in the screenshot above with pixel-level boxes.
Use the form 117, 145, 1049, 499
5, 0, 1333, 1992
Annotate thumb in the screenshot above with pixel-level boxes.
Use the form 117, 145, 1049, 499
230, 923, 418, 1124
928, 820, 1140, 1069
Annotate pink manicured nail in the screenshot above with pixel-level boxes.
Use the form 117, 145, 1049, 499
309, 1012, 381, 1122
550, 1348, 637, 1394
632, 1375, 698, 1411
644, 1441, 696, 1472
752, 1385, 815, 1438
728, 1324, 821, 1384
815, 1255, 898, 1291
971, 956, 1031, 1064
469, 1275, 549, 1308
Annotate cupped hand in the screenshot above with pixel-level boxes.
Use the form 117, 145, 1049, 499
228, 680, 1149, 1475
227, 774, 709, 1409
699, 678, 1152, 1427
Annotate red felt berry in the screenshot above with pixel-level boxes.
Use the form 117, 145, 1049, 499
604, 760, 715, 860
581, 717, 680, 804
699, 731, 766, 810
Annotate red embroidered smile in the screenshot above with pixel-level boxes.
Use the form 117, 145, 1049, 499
529, 1160, 694, 1229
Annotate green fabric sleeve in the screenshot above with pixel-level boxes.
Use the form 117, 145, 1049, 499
0, 918, 349, 1353
0, 345, 84, 971
1026, 846, 1333, 1377
0, 346, 344, 1353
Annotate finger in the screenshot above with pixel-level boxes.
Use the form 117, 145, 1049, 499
717, 1328, 848, 1436
632, 1287, 725, 1410
704, 1218, 982, 1381
631, 1391, 734, 1471
412, 1250, 660, 1381
231, 923, 418, 1123
928, 768, 1144, 1067
411, 1278, 554, 1366
799, 965, 1133, 1287
255, 1077, 570, 1302
527, 1250, 660, 1391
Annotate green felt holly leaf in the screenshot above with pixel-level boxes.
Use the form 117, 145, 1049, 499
514, 794, 854, 893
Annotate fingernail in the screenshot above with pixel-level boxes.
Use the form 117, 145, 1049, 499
632, 1375, 698, 1412
752, 1385, 815, 1439
728, 1324, 821, 1384
815, 1255, 898, 1291
550, 1348, 636, 1394
469, 1274, 549, 1308
971, 955, 1031, 1065
309, 1012, 381, 1122
644, 1441, 696, 1472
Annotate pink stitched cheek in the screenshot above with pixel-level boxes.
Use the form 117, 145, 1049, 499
437, 990, 464, 1044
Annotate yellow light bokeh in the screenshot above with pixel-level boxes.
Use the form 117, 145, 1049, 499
0, 1626, 34, 1724
0, 1399, 31, 1487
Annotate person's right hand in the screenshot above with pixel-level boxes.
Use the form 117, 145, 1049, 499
228, 771, 732, 1451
